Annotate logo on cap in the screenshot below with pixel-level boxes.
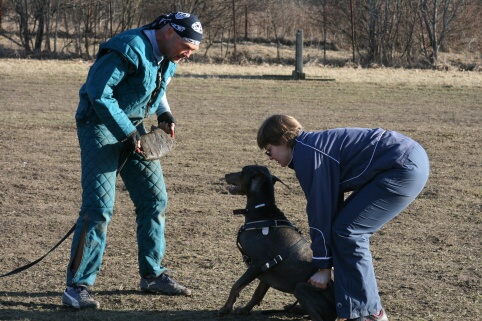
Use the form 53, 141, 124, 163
171, 23, 185, 33
192, 22, 203, 35
175, 12, 191, 19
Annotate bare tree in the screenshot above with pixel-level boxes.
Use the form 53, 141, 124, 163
418, 0, 465, 64
31, 0, 48, 51
118, 0, 141, 31
52, 0, 60, 52
256, 0, 299, 62
12, 0, 29, 51
232, 0, 237, 59
397, 0, 419, 65
349, 0, 356, 62
196, 0, 231, 59
295, 0, 332, 64
447, 0, 482, 57
0, 0, 4, 28
360, 0, 404, 64
0, 0, 479, 66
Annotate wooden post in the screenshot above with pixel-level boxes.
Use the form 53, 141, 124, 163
0, 0, 3, 28
349, 0, 356, 63
292, 29, 305, 80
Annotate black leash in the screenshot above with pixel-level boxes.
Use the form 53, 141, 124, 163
0, 224, 76, 278
0, 150, 131, 278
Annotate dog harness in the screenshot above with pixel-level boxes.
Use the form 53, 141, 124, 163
235, 205, 308, 273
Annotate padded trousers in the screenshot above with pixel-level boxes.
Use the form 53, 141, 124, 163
66, 122, 168, 286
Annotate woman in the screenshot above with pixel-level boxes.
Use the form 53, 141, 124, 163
257, 114, 429, 321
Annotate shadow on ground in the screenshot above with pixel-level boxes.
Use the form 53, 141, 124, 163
177, 74, 336, 81
0, 290, 301, 321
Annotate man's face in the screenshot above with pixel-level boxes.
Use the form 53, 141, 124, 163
162, 28, 199, 63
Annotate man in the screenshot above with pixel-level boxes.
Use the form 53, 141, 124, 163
62, 12, 203, 309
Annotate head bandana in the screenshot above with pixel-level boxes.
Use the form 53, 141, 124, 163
145, 12, 203, 46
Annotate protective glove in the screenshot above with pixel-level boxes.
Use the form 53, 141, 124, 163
158, 111, 176, 126
122, 130, 141, 154
157, 112, 176, 138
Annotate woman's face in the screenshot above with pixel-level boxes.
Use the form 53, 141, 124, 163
264, 141, 292, 167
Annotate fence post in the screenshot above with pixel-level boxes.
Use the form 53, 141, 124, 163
292, 29, 305, 80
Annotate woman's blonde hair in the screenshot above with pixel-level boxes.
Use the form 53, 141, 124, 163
257, 114, 302, 149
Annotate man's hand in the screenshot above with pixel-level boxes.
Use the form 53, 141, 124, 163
122, 130, 141, 153
158, 112, 176, 139
308, 268, 332, 289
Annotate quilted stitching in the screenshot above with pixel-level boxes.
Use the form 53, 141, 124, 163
71, 123, 168, 284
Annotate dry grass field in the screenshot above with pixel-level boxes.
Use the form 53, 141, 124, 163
0, 59, 481, 321
197, 41, 482, 70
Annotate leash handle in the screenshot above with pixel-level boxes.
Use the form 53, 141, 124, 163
117, 148, 132, 176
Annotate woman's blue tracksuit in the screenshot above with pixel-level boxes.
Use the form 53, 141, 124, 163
290, 129, 429, 319
67, 27, 177, 286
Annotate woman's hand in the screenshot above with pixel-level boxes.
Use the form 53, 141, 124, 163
308, 268, 332, 289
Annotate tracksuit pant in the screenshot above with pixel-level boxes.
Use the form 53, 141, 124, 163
332, 143, 429, 318
66, 122, 167, 287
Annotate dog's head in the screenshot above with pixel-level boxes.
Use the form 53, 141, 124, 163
225, 165, 285, 197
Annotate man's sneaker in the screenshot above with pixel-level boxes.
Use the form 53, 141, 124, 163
140, 273, 191, 296
62, 285, 100, 309
346, 309, 389, 321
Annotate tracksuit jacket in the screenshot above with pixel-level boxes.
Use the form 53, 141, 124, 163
289, 128, 416, 269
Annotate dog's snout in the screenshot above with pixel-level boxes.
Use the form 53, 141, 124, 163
224, 171, 245, 195
225, 172, 241, 184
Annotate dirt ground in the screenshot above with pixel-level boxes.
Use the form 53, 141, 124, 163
0, 59, 481, 321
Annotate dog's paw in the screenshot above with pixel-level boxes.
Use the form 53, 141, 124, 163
218, 306, 232, 316
234, 306, 251, 315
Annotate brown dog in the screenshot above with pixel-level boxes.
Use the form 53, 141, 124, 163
218, 165, 336, 319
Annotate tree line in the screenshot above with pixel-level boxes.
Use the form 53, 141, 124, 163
0, 0, 480, 67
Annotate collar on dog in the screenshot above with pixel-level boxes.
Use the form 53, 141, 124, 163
232, 203, 278, 215
242, 219, 296, 231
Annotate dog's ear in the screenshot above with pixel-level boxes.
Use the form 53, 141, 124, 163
271, 175, 290, 188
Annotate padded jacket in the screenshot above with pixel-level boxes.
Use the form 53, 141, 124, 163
75, 27, 177, 140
